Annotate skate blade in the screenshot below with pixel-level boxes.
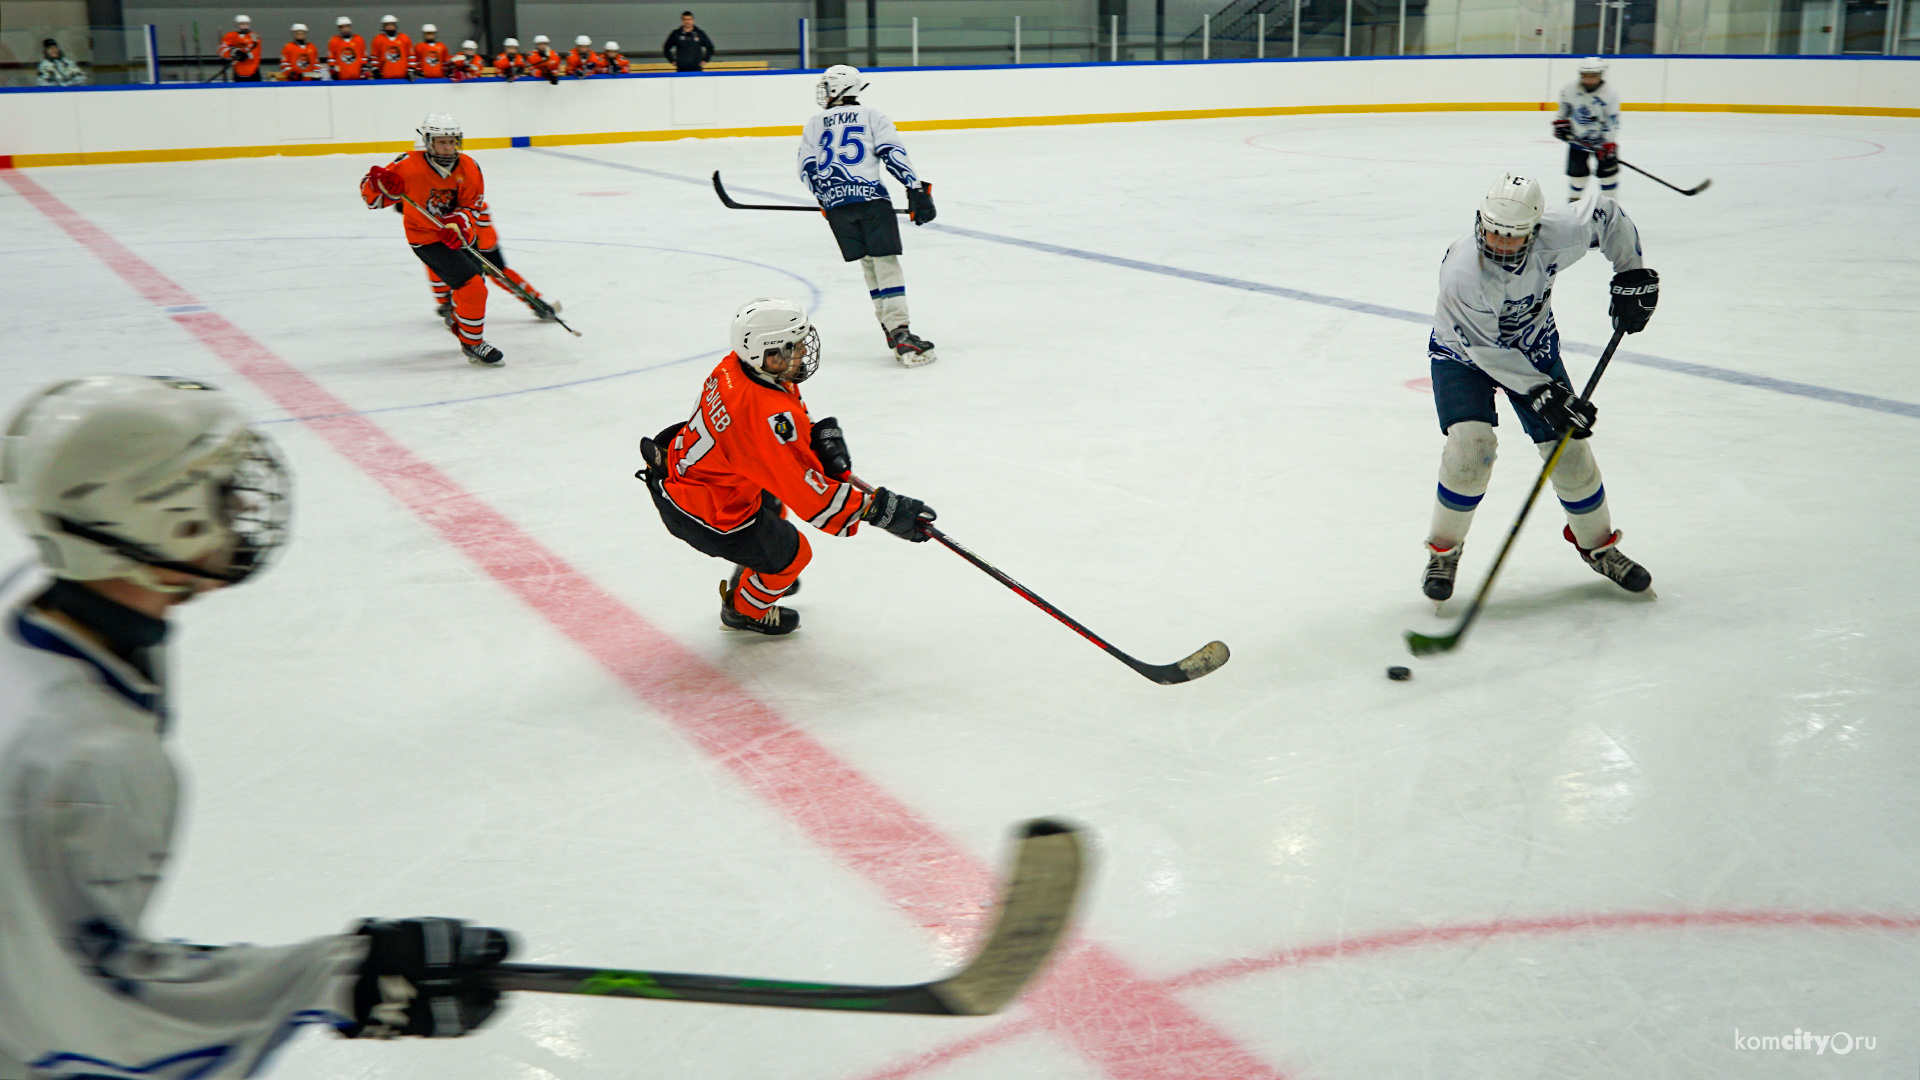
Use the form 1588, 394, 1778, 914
896, 353, 937, 368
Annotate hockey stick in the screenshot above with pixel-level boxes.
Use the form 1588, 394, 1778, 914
389, 190, 583, 336
850, 476, 1229, 684
1405, 327, 1627, 657
1572, 142, 1711, 196
490, 818, 1084, 1014
712, 171, 911, 216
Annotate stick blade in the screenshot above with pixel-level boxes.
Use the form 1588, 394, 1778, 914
711, 170, 741, 208
1403, 628, 1460, 656
1175, 640, 1231, 682
927, 818, 1086, 1016
1686, 178, 1712, 195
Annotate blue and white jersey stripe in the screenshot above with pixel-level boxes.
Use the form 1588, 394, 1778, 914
797, 103, 920, 210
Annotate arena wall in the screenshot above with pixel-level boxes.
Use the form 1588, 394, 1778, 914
2, 54, 1916, 168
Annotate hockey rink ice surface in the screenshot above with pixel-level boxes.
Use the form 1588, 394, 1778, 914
3, 108, 1918, 1079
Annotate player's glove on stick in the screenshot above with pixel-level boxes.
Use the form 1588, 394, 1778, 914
1598, 141, 1619, 165
364, 164, 403, 198
907, 183, 936, 226
344, 917, 513, 1038
865, 487, 936, 541
810, 416, 852, 480
438, 208, 477, 249
1609, 267, 1658, 333
1552, 118, 1572, 142
1525, 381, 1597, 439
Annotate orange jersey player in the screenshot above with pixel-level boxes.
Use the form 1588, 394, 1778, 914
601, 42, 629, 73
525, 35, 562, 80
565, 35, 598, 76
494, 38, 526, 79
218, 15, 263, 80
640, 298, 937, 635
359, 114, 505, 366
369, 16, 411, 78
448, 40, 482, 79
279, 24, 321, 79
414, 25, 448, 77
328, 17, 368, 78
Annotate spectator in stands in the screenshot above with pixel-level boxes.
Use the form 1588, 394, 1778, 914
602, 41, 629, 73
663, 11, 713, 72
280, 23, 322, 79
36, 39, 86, 86
449, 39, 482, 79
415, 25, 448, 78
495, 37, 526, 79
328, 16, 369, 79
220, 15, 263, 81
527, 34, 563, 82
566, 34, 598, 77
371, 15, 411, 79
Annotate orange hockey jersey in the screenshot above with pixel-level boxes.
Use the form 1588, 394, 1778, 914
659, 355, 869, 537
565, 46, 599, 75
359, 150, 493, 246
414, 39, 449, 76
370, 30, 412, 77
525, 46, 562, 76
328, 33, 368, 78
218, 28, 262, 77
279, 40, 320, 79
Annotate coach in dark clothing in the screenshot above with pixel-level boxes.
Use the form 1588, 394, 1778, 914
663, 11, 713, 71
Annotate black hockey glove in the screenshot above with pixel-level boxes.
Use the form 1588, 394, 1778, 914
344, 918, 513, 1039
1609, 267, 1659, 334
1525, 381, 1596, 439
1551, 118, 1571, 142
906, 183, 936, 226
864, 487, 936, 541
809, 416, 851, 480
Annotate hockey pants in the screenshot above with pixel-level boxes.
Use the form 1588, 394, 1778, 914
1428, 420, 1613, 551
412, 242, 488, 347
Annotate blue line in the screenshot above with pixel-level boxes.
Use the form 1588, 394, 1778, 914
534, 149, 1920, 421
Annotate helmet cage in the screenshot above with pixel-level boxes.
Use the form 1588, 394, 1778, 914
1475, 212, 1537, 268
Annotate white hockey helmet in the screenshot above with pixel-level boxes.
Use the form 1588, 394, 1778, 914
575, 34, 591, 46
381, 13, 397, 24
462, 38, 478, 50
336, 15, 352, 26
417, 113, 463, 166
604, 40, 619, 51
816, 64, 867, 108
502, 37, 519, 48
234, 14, 251, 23
421, 23, 436, 33
1578, 56, 1607, 76
730, 298, 820, 382
1, 375, 290, 592
533, 34, 549, 44
291, 22, 307, 32
1475, 172, 1545, 268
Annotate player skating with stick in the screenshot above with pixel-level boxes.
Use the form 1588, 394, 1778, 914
1419, 173, 1659, 607
360, 114, 565, 365
1553, 58, 1622, 201
638, 298, 939, 635
799, 65, 940, 367
0, 375, 517, 1075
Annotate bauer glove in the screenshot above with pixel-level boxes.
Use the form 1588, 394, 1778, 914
1525, 381, 1596, 439
1609, 268, 1658, 334
907, 183, 936, 226
344, 917, 513, 1038
864, 487, 936, 541
809, 416, 851, 480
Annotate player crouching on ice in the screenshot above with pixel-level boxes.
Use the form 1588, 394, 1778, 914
639, 298, 937, 635
801, 65, 939, 367
1421, 173, 1660, 602
0, 375, 513, 1077
360, 114, 559, 367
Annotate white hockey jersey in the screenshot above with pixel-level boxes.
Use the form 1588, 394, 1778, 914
1428, 195, 1644, 396
0, 565, 362, 1080
796, 102, 920, 210
1557, 79, 1621, 143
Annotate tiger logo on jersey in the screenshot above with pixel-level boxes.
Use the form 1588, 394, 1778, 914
767, 411, 798, 444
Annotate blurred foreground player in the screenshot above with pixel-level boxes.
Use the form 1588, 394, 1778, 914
1420, 173, 1659, 600
799, 65, 939, 367
1553, 58, 1621, 201
639, 299, 938, 635
0, 375, 512, 1077
361, 115, 557, 366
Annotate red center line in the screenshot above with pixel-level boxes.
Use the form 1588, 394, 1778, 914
849, 907, 1920, 1079
3, 167, 1292, 1080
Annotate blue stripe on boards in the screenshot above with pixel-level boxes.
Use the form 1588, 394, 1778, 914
532, 149, 1920, 421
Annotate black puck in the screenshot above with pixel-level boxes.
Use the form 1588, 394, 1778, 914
1387, 666, 1412, 681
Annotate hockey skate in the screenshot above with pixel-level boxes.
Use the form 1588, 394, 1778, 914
462, 340, 506, 367
887, 325, 937, 367
1565, 526, 1652, 594
1422, 541, 1462, 603
719, 567, 799, 635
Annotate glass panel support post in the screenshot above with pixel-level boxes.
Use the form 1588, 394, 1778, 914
1259, 12, 1266, 55
1014, 14, 1021, 62
912, 16, 919, 64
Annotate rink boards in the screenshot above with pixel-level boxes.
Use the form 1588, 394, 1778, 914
2, 53, 1918, 168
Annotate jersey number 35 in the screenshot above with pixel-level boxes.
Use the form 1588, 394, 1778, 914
817, 125, 867, 168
